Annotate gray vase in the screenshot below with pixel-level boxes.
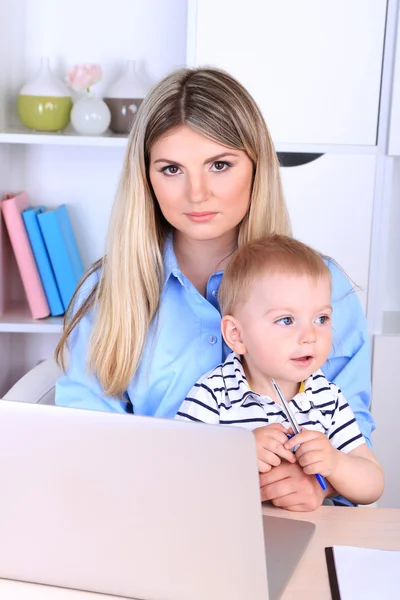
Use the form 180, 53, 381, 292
104, 60, 147, 134
103, 97, 143, 134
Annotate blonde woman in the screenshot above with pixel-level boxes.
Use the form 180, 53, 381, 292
55, 67, 374, 511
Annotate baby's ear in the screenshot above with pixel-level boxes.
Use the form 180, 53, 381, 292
221, 315, 247, 354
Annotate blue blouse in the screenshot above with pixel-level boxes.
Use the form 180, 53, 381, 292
56, 235, 375, 448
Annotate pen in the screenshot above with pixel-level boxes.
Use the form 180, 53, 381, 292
271, 378, 328, 492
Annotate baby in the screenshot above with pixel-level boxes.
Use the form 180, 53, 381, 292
176, 235, 383, 506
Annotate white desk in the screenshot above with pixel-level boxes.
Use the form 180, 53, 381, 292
1, 506, 399, 599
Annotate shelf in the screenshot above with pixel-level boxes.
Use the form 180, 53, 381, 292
0, 307, 63, 333
0, 127, 380, 154
0, 126, 128, 147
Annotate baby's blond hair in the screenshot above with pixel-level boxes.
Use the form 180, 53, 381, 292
219, 235, 331, 316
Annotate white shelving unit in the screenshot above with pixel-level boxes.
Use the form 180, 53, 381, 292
0, 0, 188, 393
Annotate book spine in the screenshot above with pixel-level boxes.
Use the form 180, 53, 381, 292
37, 210, 82, 310
1, 194, 50, 319
57, 205, 84, 281
22, 207, 64, 316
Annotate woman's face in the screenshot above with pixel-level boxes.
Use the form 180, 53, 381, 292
149, 125, 254, 243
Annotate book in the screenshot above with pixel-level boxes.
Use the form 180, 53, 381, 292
0, 193, 50, 319
22, 206, 64, 317
325, 545, 400, 600
0, 205, 10, 316
37, 204, 84, 310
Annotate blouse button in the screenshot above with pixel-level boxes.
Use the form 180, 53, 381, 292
211, 290, 217, 297
208, 335, 218, 345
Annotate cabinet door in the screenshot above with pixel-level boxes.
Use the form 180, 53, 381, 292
280, 154, 377, 312
389, 10, 400, 155
190, 0, 387, 145
371, 334, 400, 508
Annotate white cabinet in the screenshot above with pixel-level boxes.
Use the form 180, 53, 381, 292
189, 0, 387, 146
0, 0, 188, 397
280, 154, 377, 312
371, 334, 400, 508
389, 8, 400, 155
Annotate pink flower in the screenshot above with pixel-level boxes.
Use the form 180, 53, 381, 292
66, 63, 103, 92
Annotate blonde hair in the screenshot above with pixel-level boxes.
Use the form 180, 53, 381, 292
219, 235, 331, 316
55, 66, 291, 397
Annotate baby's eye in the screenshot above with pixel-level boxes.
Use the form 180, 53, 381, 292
210, 161, 232, 172
315, 315, 330, 324
160, 165, 181, 176
275, 316, 293, 326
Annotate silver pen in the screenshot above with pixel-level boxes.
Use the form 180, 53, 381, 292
271, 378, 327, 491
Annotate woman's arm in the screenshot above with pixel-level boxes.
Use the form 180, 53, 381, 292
259, 462, 330, 511
323, 259, 375, 447
55, 272, 131, 413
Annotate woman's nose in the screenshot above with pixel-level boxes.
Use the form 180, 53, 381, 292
187, 173, 209, 204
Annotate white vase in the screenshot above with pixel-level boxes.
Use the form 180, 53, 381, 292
70, 95, 111, 136
104, 60, 148, 134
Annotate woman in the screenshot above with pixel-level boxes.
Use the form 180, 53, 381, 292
55, 67, 375, 510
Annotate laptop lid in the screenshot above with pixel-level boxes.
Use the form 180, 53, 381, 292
0, 400, 270, 600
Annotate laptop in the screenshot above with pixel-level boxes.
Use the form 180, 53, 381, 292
0, 399, 315, 600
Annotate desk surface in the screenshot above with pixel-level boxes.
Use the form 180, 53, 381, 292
1, 505, 399, 600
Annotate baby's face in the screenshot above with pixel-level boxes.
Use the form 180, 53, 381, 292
234, 272, 332, 390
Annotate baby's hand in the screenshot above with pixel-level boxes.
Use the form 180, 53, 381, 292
285, 429, 340, 477
253, 423, 296, 473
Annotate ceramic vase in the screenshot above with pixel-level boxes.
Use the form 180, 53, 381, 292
104, 60, 147, 134
17, 57, 72, 131
70, 95, 111, 136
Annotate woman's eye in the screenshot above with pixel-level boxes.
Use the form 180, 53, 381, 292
160, 165, 181, 176
210, 161, 232, 172
316, 315, 330, 325
276, 316, 293, 326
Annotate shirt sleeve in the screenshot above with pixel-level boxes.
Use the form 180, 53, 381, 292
328, 387, 366, 453
322, 259, 375, 448
175, 373, 221, 425
55, 271, 132, 413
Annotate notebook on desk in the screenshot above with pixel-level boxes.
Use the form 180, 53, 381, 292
0, 400, 315, 600
325, 545, 399, 600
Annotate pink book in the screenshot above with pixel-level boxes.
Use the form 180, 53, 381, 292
1, 192, 50, 319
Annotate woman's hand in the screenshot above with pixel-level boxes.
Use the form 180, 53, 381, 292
285, 429, 341, 477
253, 423, 296, 473
259, 460, 331, 512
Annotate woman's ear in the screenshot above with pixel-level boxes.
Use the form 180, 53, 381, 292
221, 315, 247, 355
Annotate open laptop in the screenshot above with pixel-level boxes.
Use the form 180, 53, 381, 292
0, 400, 315, 600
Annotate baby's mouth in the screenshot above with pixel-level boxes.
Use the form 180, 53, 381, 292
291, 356, 313, 363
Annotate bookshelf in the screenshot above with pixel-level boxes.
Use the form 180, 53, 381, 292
0, 307, 63, 334
0, 0, 188, 392
0, 127, 129, 148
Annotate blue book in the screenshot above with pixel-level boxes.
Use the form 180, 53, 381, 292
37, 205, 85, 310
22, 206, 64, 317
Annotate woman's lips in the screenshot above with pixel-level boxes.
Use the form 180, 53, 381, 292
185, 212, 217, 222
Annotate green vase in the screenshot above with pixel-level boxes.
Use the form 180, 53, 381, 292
17, 57, 72, 132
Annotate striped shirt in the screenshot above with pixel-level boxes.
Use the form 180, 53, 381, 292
176, 352, 365, 454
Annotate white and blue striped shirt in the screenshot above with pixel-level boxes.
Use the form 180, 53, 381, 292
177, 352, 365, 454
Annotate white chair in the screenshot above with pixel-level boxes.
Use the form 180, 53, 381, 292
3, 355, 67, 405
